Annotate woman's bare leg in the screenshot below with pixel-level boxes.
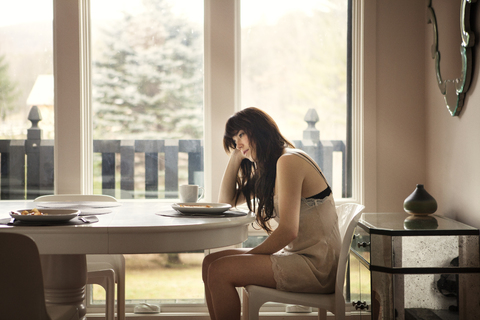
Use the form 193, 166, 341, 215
202, 249, 249, 320
206, 253, 277, 320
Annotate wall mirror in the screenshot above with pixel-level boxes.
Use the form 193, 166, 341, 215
427, 0, 476, 116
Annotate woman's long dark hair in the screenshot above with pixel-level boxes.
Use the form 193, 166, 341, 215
223, 107, 294, 233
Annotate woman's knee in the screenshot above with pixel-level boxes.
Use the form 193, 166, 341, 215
202, 253, 216, 283
202, 250, 233, 282
203, 249, 247, 284
206, 257, 231, 289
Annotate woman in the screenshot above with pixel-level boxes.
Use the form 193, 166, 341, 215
202, 107, 340, 320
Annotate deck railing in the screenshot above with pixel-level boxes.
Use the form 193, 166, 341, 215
0, 107, 348, 200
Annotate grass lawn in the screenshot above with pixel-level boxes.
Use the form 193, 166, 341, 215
93, 253, 205, 301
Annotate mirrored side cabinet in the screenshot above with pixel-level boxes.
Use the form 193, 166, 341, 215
348, 212, 480, 320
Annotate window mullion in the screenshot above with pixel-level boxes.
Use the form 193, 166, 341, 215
204, 0, 238, 202
53, 0, 85, 194
80, 0, 93, 194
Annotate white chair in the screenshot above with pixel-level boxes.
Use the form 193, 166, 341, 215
242, 203, 365, 320
0, 232, 80, 320
34, 194, 125, 320
86, 254, 126, 320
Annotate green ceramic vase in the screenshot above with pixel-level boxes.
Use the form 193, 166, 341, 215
403, 184, 437, 215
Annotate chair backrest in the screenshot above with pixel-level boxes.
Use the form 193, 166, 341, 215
334, 203, 365, 312
0, 232, 51, 320
34, 194, 117, 202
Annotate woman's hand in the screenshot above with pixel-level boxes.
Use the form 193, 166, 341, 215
230, 148, 247, 162
218, 149, 247, 206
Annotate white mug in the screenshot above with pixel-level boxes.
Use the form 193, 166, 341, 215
179, 185, 204, 203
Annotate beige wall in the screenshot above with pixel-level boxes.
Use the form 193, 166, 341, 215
365, 0, 427, 213
371, 0, 480, 228
425, 2, 480, 228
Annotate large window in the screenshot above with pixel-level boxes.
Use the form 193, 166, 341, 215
89, 0, 206, 305
0, 0, 364, 315
0, 0, 354, 200
87, 0, 350, 309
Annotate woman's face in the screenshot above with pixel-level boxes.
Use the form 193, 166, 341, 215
233, 130, 255, 162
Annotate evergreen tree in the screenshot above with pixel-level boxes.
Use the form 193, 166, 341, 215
92, 0, 203, 139
0, 55, 20, 122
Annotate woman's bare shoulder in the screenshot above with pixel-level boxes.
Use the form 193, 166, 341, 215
279, 148, 309, 160
277, 149, 309, 168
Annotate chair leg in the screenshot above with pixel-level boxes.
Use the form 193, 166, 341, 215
104, 274, 115, 320
318, 308, 327, 320
242, 287, 266, 320
242, 288, 250, 320
117, 272, 126, 320
88, 271, 115, 320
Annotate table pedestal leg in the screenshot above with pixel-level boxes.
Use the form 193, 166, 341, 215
40, 254, 87, 319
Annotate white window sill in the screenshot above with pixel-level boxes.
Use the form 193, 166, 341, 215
85, 311, 368, 319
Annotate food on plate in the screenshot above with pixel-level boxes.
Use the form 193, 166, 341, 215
12, 208, 47, 216
178, 204, 213, 208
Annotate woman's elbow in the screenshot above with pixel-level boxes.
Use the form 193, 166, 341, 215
283, 228, 298, 243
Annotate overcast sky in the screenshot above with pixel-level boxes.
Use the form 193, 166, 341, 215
0, 0, 332, 27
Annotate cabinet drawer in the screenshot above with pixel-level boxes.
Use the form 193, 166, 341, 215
350, 225, 371, 264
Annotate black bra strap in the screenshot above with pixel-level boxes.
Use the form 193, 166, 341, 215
307, 185, 332, 200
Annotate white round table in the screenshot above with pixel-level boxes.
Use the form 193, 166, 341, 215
0, 200, 254, 319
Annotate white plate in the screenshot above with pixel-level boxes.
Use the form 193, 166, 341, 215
10, 209, 80, 222
171, 203, 232, 214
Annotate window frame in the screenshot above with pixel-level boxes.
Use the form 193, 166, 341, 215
53, 0, 371, 315
53, 0, 366, 203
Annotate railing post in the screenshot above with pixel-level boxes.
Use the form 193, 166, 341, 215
0, 140, 9, 200
8, 140, 25, 200
321, 140, 334, 186
189, 150, 203, 186
302, 108, 323, 169
39, 139, 54, 195
120, 140, 135, 199
180, 139, 204, 187
332, 140, 347, 198
145, 151, 159, 199
94, 140, 120, 198
0, 139, 25, 200
165, 139, 179, 199
136, 140, 164, 199
26, 106, 42, 199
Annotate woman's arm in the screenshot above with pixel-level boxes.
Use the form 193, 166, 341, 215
247, 154, 304, 255
218, 149, 247, 206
